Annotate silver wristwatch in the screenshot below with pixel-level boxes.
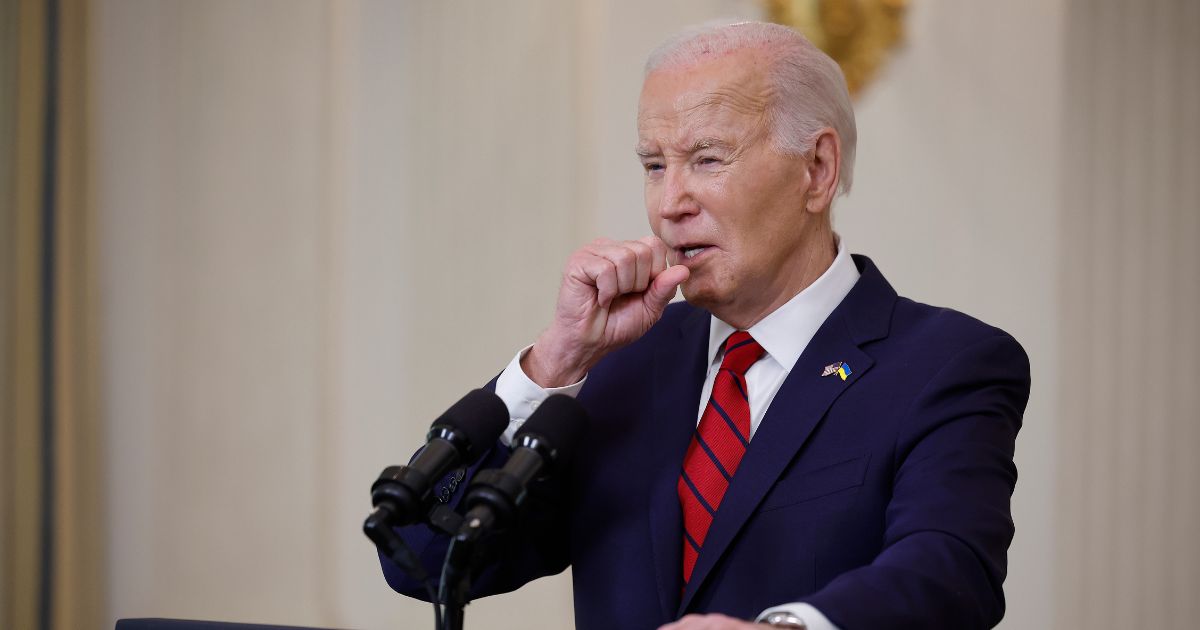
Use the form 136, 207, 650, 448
761, 611, 807, 628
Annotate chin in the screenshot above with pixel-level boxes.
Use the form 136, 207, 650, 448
679, 279, 728, 312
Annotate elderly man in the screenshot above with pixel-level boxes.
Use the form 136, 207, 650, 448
383, 21, 1029, 630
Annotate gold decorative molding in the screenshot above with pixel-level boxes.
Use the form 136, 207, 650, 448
765, 0, 909, 97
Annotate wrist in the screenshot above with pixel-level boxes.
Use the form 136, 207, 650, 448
522, 332, 591, 388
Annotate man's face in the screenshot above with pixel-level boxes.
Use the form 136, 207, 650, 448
637, 49, 825, 322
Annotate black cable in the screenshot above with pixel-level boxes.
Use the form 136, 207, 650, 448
363, 514, 444, 630
427, 577, 443, 630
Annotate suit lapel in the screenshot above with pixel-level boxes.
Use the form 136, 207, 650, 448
677, 255, 896, 614
648, 307, 710, 620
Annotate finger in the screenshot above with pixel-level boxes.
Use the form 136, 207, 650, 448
669, 614, 753, 629
657, 614, 702, 630
644, 264, 689, 312
571, 252, 624, 307
590, 242, 640, 294
626, 239, 654, 292
577, 254, 620, 308
641, 235, 670, 277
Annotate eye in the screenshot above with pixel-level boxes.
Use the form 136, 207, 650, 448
695, 155, 723, 169
642, 161, 664, 177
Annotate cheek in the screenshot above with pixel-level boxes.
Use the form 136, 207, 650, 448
695, 175, 731, 204
644, 186, 661, 222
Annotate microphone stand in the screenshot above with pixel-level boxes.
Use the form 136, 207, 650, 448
438, 426, 573, 630
364, 509, 445, 630
439, 511, 492, 630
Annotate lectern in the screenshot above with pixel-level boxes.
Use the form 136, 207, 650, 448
116, 620, 343, 630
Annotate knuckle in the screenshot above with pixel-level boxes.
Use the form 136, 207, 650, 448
568, 249, 593, 266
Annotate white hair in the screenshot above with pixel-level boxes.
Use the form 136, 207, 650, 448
645, 21, 857, 195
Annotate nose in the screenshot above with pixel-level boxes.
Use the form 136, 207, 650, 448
654, 166, 700, 222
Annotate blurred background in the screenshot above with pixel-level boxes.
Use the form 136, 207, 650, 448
2, 0, 1198, 629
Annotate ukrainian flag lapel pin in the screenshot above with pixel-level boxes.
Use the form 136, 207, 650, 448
821, 361, 852, 381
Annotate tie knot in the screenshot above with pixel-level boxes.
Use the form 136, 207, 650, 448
719, 331, 764, 375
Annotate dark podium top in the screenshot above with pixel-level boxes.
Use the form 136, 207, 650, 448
116, 620, 346, 630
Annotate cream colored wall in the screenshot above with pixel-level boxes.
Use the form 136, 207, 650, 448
94, 1, 336, 625
92, 1, 1196, 629
1056, 1, 1200, 628
94, 1, 586, 627
326, 2, 584, 628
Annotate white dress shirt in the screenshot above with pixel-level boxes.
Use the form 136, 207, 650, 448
495, 240, 860, 630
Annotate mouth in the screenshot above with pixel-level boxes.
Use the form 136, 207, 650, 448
672, 244, 715, 266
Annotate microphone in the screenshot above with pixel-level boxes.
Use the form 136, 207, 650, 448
366, 389, 509, 531
456, 394, 589, 538
437, 395, 588, 626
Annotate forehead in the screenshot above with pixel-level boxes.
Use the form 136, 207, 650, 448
637, 50, 771, 149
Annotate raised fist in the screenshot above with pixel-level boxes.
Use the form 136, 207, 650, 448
521, 236, 690, 388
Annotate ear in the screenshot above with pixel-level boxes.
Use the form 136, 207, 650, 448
805, 129, 842, 214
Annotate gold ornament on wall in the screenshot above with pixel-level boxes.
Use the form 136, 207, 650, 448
765, 0, 909, 97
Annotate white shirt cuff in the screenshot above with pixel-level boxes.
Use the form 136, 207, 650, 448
756, 603, 840, 630
494, 344, 587, 445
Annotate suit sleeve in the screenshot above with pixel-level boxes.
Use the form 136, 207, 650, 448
802, 332, 1031, 629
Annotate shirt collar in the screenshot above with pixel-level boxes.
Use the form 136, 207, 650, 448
707, 237, 861, 373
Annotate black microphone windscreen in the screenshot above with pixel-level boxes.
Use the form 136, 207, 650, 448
433, 389, 510, 459
515, 394, 589, 464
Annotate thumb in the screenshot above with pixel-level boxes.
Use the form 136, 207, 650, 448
644, 265, 690, 312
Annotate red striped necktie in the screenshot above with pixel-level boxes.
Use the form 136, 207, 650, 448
677, 330, 765, 584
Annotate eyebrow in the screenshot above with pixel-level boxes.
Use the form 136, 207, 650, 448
688, 137, 732, 153
634, 137, 733, 158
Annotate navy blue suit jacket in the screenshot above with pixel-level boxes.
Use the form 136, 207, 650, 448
383, 255, 1031, 629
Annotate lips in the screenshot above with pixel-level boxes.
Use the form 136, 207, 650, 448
671, 244, 715, 266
